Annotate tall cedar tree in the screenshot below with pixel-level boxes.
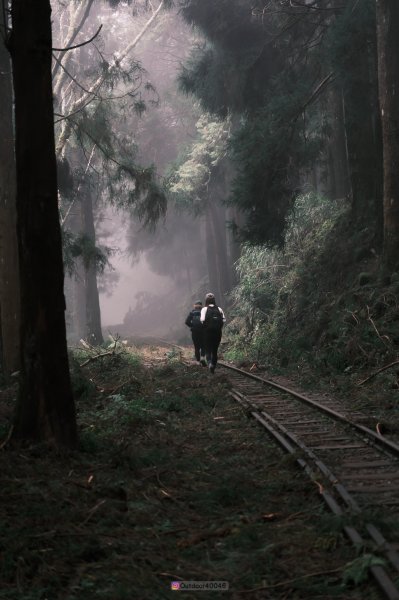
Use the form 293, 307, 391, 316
376, 0, 399, 268
7, 0, 78, 447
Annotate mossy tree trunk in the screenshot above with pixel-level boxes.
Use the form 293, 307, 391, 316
376, 0, 399, 268
8, 0, 77, 448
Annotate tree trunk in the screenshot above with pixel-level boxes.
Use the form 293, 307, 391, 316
8, 0, 77, 447
205, 210, 219, 297
376, 0, 399, 268
75, 263, 87, 340
327, 85, 351, 201
82, 188, 103, 345
183, 229, 193, 295
0, 7, 20, 377
208, 201, 231, 300
204, 200, 232, 304
64, 266, 86, 342
343, 8, 383, 240
226, 207, 241, 285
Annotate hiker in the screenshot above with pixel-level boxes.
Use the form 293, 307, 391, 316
200, 293, 226, 373
185, 301, 206, 365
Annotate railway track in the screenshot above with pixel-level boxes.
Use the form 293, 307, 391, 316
219, 361, 399, 600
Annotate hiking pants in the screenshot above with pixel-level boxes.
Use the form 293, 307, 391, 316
204, 330, 222, 367
191, 329, 205, 361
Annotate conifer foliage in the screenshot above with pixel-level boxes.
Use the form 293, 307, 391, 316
178, 0, 385, 247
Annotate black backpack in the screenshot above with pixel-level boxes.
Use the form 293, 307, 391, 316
204, 305, 223, 331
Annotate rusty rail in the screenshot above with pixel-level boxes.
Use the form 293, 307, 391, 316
220, 361, 399, 600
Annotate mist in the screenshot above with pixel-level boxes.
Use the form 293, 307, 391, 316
95, 5, 201, 339
48, 0, 246, 351
100, 255, 171, 328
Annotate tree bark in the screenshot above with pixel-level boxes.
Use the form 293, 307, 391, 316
376, 0, 399, 268
208, 201, 231, 300
82, 188, 103, 345
343, 8, 383, 240
0, 9, 20, 377
327, 85, 351, 201
205, 210, 219, 298
204, 200, 232, 304
75, 263, 87, 339
8, 0, 77, 447
63, 196, 86, 342
226, 207, 242, 285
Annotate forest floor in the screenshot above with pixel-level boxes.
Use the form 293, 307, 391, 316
0, 343, 389, 600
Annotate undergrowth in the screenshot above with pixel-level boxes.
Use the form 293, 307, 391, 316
226, 193, 399, 397
0, 345, 385, 599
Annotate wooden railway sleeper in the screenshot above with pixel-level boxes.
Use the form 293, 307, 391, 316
229, 387, 399, 600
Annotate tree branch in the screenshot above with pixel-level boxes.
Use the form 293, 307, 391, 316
79, 351, 115, 367
55, 1, 165, 159
357, 360, 399, 386
61, 144, 96, 228
52, 24, 102, 52
292, 71, 336, 121
52, 0, 95, 83
53, 52, 103, 101
116, 0, 165, 67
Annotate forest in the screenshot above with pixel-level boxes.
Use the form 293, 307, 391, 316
1, 0, 399, 598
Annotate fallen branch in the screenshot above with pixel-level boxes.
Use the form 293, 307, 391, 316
79, 338, 94, 350
79, 351, 115, 367
79, 499, 106, 526
0, 425, 13, 450
108, 377, 141, 395
366, 305, 390, 347
357, 360, 399, 386
159, 527, 188, 536
239, 566, 343, 593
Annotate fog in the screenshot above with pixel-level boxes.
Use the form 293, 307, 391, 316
96, 6, 200, 338
53, 1, 233, 343
99, 255, 171, 328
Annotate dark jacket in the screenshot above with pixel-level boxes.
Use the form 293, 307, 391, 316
185, 309, 202, 330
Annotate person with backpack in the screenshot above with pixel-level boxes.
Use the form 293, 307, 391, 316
200, 293, 226, 373
185, 300, 207, 365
